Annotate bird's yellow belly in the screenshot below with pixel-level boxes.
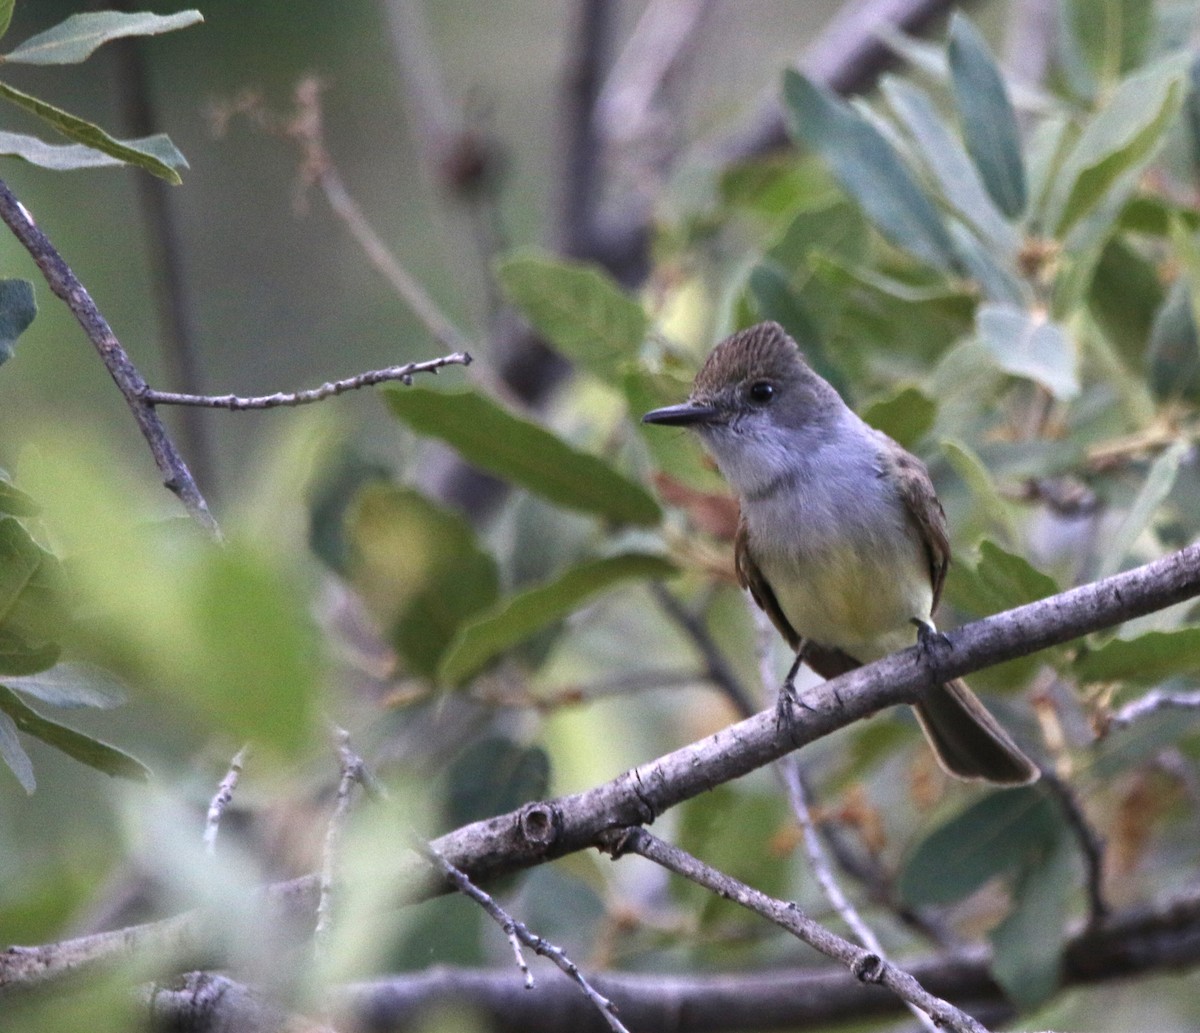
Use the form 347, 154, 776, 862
765, 541, 933, 663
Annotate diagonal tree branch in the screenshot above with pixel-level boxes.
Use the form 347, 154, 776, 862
605, 826, 989, 1033
7, 542, 1200, 997
0, 177, 220, 539
402, 541, 1200, 894
335, 884, 1200, 1032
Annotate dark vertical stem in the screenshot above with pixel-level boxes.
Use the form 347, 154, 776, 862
106, 24, 215, 493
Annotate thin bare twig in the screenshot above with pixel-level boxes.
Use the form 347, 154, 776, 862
596, 0, 716, 193
288, 79, 475, 358
421, 842, 631, 1033
1039, 768, 1109, 928
314, 729, 381, 949
0, 177, 220, 538
749, 607, 941, 1033
142, 352, 472, 410
1107, 688, 1200, 732
203, 744, 250, 856
603, 827, 990, 1033
650, 583, 758, 718
107, 6, 214, 490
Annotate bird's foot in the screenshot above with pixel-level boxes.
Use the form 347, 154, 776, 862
912, 617, 952, 653
912, 618, 952, 679
775, 653, 816, 743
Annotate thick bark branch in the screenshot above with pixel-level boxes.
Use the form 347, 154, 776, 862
6, 542, 1200, 997
139, 887, 1200, 1033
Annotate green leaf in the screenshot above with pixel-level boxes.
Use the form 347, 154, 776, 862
3, 11, 203, 65
1088, 237, 1163, 369
0, 475, 37, 516
880, 76, 1016, 255
443, 737, 550, 827
782, 70, 957, 272
0, 81, 184, 183
1045, 57, 1187, 238
1097, 440, 1186, 580
440, 553, 675, 685
720, 156, 839, 217
898, 786, 1060, 906
989, 835, 1074, 1009
940, 438, 1019, 544
348, 484, 500, 681
0, 517, 69, 674
943, 542, 1059, 692
972, 540, 1060, 610
862, 386, 935, 450
0, 1, 13, 44
0, 129, 185, 174
946, 219, 1028, 307
0, 633, 59, 676
676, 785, 791, 932
3, 662, 126, 709
766, 200, 868, 270
0, 685, 149, 783
0, 707, 32, 791
1075, 627, 1200, 685
1147, 278, 1200, 401
1063, 0, 1154, 87
947, 13, 1027, 219
495, 250, 647, 384
977, 303, 1079, 400
386, 387, 661, 526
0, 278, 34, 366
808, 252, 975, 362
747, 263, 847, 397
624, 366, 726, 493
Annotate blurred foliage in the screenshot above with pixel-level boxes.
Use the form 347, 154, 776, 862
4, 1, 1200, 1031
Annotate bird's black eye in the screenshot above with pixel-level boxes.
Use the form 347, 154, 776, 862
748, 381, 775, 404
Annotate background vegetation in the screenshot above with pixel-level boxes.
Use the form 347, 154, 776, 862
3, 1, 1200, 1031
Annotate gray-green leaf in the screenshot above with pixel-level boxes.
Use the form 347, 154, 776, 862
899, 786, 1061, 906
4, 662, 127, 709
0, 517, 69, 674
0, 278, 34, 366
0, 707, 32, 791
386, 388, 661, 526
0, 81, 185, 183
1075, 627, 1200, 685
3, 10, 203, 65
1045, 56, 1187, 238
440, 553, 676, 685
977, 303, 1079, 400
0, 129, 185, 173
495, 250, 647, 384
782, 70, 957, 272
989, 835, 1074, 1009
881, 76, 1016, 254
0, 685, 149, 783
1095, 440, 1186, 580
948, 13, 1027, 219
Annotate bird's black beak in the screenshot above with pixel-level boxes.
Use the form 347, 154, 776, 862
642, 401, 720, 427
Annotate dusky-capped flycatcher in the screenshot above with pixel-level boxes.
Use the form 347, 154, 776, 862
643, 321, 1038, 785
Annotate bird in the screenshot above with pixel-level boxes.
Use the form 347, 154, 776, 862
642, 321, 1038, 785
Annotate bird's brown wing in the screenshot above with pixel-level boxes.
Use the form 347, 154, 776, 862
886, 440, 951, 612
735, 512, 800, 651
